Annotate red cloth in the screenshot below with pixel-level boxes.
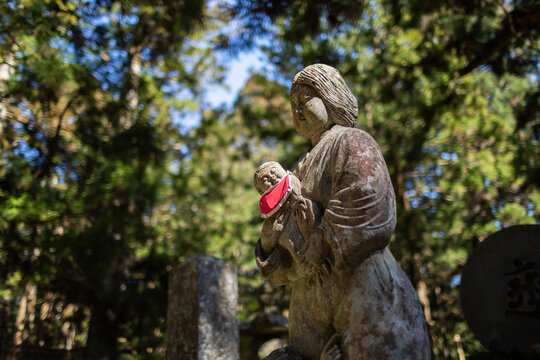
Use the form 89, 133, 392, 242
259, 174, 292, 218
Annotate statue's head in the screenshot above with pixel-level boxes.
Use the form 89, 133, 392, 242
291, 64, 358, 139
254, 161, 287, 195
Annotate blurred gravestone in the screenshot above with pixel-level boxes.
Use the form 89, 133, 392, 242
166, 255, 239, 360
460, 225, 540, 358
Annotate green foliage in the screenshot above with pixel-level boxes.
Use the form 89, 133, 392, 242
1, 0, 538, 359
233, 0, 539, 358
0, 0, 224, 357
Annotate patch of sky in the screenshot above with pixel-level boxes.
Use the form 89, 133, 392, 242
336, 47, 347, 57
441, 152, 458, 161
168, 87, 202, 132
263, 136, 279, 149
479, 64, 491, 73
405, 179, 414, 190
13, 139, 40, 163
79, 23, 97, 44
494, 219, 502, 230
120, 13, 138, 26
169, 107, 195, 131
178, 145, 189, 156
12, 120, 23, 130
53, 165, 66, 185
204, 46, 269, 110
169, 159, 180, 174
526, 201, 535, 217
450, 274, 461, 287
21, 107, 32, 118
50, 37, 76, 62
423, 190, 438, 199
140, 47, 152, 63
88, 12, 111, 27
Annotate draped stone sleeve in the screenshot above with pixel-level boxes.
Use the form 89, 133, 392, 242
319, 128, 397, 269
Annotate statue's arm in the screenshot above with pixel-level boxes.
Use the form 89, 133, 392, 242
255, 239, 293, 286
318, 129, 396, 268
261, 217, 283, 254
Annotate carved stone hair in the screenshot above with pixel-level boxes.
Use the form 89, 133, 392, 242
292, 64, 358, 128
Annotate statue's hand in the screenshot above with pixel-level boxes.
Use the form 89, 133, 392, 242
298, 230, 331, 283
260, 213, 286, 254
293, 198, 318, 242
260, 230, 280, 255
320, 334, 343, 360
293, 196, 308, 221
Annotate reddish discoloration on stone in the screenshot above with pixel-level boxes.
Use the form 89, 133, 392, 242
256, 65, 431, 360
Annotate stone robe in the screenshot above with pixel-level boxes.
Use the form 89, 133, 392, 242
256, 125, 431, 360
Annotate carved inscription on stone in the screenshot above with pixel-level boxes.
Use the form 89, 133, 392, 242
461, 225, 540, 357
504, 259, 540, 318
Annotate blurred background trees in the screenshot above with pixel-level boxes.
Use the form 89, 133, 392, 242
0, 0, 538, 359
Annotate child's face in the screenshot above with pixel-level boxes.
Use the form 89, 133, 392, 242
255, 164, 287, 194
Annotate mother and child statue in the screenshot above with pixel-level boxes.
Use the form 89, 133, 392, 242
253, 64, 431, 360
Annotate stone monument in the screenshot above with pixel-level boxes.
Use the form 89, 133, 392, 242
253, 64, 431, 360
166, 255, 239, 360
460, 224, 540, 358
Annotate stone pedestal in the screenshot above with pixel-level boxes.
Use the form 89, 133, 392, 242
166, 255, 239, 360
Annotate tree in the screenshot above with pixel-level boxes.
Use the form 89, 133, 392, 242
230, 0, 539, 358
1, 0, 538, 358
0, 0, 227, 357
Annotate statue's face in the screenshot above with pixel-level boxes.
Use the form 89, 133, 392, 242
255, 164, 286, 194
291, 85, 331, 139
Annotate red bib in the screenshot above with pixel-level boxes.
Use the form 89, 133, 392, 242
259, 174, 293, 218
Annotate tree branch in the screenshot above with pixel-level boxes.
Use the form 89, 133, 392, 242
33, 93, 78, 180
458, 3, 540, 77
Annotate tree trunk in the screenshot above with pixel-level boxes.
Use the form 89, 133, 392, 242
86, 305, 117, 360
14, 282, 37, 346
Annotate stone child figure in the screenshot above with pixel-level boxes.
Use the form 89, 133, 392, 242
254, 64, 431, 360
254, 162, 331, 284
254, 161, 320, 254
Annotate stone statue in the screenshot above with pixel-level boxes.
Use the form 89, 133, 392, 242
254, 64, 431, 360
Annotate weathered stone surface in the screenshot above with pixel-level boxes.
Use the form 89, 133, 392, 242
258, 338, 289, 359
460, 224, 540, 357
254, 64, 431, 359
166, 255, 238, 360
